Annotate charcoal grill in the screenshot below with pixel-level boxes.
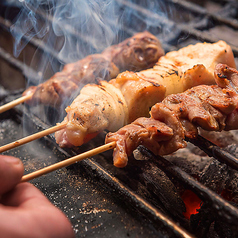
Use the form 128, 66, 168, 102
1, 0, 238, 237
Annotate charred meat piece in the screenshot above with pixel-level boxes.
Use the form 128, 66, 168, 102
56, 81, 128, 147
23, 31, 164, 107
101, 31, 164, 72
55, 41, 235, 148
215, 63, 238, 131
105, 64, 238, 167
106, 117, 174, 167
161, 85, 235, 132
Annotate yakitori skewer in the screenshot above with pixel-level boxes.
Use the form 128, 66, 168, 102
0, 122, 67, 153
0, 31, 163, 114
0, 93, 33, 114
21, 141, 116, 182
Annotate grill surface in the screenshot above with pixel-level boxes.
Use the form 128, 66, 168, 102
1, 0, 238, 237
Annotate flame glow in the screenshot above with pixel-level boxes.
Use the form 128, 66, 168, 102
181, 190, 202, 220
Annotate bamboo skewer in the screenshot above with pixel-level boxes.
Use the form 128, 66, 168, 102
0, 122, 67, 153
0, 93, 33, 114
21, 141, 116, 182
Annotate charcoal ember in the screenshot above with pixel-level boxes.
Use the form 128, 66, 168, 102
199, 160, 229, 194
190, 203, 214, 238
219, 201, 238, 237
219, 144, 238, 203
112, 147, 187, 220
190, 202, 238, 238
224, 171, 238, 204
225, 144, 238, 158
184, 140, 210, 157
214, 217, 238, 238
167, 148, 212, 178
139, 162, 186, 219
199, 129, 238, 148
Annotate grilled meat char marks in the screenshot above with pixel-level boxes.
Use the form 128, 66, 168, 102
55, 40, 235, 148
162, 85, 235, 132
23, 31, 164, 107
215, 64, 238, 131
106, 64, 238, 168
56, 81, 128, 147
102, 31, 164, 72
106, 117, 174, 168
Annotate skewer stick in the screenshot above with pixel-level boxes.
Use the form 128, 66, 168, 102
0, 93, 33, 114
21, 141, 116, 182
0, 122, 67, 153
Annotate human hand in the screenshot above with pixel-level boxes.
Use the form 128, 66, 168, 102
0, 155, 74, 238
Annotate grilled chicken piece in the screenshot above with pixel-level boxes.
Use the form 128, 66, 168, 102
106, 117, 174, 168
215, 64, 238, 131
101, 31, 163, 72
55, 41, 235, 148
56, 81, 128, 147
110, 40, 235, 122
105, 64, 238, 168
23, 31, 164, 107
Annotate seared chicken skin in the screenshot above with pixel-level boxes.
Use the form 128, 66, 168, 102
23, 31, 164, 107
111, 40, 235, 122
55, 41, 236, 148
105, 64, 238, 168
56, 81, 128, 147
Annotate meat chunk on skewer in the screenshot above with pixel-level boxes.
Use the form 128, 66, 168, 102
105, 64, 238, 167
215, 64, 238, 130
56, 81, 128, 147
101, 31, 164, 72
111, 40, 235, 122
55, 40, 236, 148
106, 108, 185, 168
23, 31, 164, 107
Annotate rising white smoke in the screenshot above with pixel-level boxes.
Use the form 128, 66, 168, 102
9, 0, 173, 123
11, 0, 120, 62
10, 0, 174, 72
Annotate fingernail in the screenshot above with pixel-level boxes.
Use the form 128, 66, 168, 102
2, 155, 21, 165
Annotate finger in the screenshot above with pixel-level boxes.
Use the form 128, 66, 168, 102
1, 183, 74, 238
0, 155, 24, 195
1, 182, 50, 207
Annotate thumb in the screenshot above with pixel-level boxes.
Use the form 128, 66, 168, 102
0, 155, 24, 195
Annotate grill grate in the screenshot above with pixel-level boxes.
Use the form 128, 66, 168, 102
1, 0, 238, 237
187, 135, 238, 171
137, 146, 238, 227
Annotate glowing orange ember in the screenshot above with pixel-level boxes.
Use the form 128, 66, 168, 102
220, 189, 233, 201
181, 190, 203, 220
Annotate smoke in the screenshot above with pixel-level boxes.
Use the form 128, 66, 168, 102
8, 0, 176, 123
10, 0, 173, 64
11, 0, 120, 62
